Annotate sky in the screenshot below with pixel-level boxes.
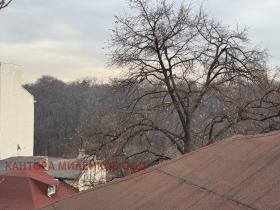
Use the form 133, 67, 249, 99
0, 0, 279, 83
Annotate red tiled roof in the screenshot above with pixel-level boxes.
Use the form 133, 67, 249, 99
4, 167, 57, 185
0, 168, 78, 210
39, 131, 280, 210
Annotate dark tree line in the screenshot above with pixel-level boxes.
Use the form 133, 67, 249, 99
24, 76, 111, 157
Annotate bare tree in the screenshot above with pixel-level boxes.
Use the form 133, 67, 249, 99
0, 0, 12, 10
107, 0, 268, 154
196, 73, 280, 146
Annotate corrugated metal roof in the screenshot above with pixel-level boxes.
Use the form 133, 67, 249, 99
0, 157, 61, 175
0, 157, 85, 180
45, 159, 83, 179
39, 131, 280, 210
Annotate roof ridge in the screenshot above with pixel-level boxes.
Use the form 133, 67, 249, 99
4, 168, 29, 177
27, 178, 38, 209
156, 168, 258, 210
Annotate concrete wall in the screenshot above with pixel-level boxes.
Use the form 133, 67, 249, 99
17, 88, 34, 156
0, 63, 34, 160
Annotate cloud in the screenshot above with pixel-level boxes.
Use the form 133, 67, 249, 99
0, 0, 279, 83
0, 0, 126, 83
0, 41, 119, 83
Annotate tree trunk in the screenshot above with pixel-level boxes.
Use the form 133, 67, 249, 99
182, 120, 192, 154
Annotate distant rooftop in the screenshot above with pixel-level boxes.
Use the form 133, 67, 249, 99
0, 167, 77, 210
0, 156, 99, 180
0, 157, 59, 175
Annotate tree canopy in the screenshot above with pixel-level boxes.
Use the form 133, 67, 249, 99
108, 0, 269, 154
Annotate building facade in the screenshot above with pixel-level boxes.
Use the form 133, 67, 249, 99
0, 63, 34, 160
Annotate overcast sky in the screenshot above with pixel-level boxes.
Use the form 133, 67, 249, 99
0, 0, 279, 83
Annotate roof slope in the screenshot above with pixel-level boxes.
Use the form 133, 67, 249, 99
4, 167, 57, 185
39, 131, 280, 210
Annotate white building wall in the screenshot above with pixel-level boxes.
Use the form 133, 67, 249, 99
0, 63, 34, 160
17, 88, 34, 156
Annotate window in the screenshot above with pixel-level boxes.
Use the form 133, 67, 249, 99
90, 168, 95, 182
47, 185, 56, 197
83, 169, 93, 186
100, 169, 105, 179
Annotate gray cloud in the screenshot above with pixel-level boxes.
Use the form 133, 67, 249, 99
0, 0, 279, 83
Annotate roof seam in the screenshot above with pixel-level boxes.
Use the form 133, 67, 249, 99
156, 169, 259, 210
27, 178, 37, 210
37, 139, 236, 208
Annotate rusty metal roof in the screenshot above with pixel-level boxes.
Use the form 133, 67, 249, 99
39, 131, 280, 210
